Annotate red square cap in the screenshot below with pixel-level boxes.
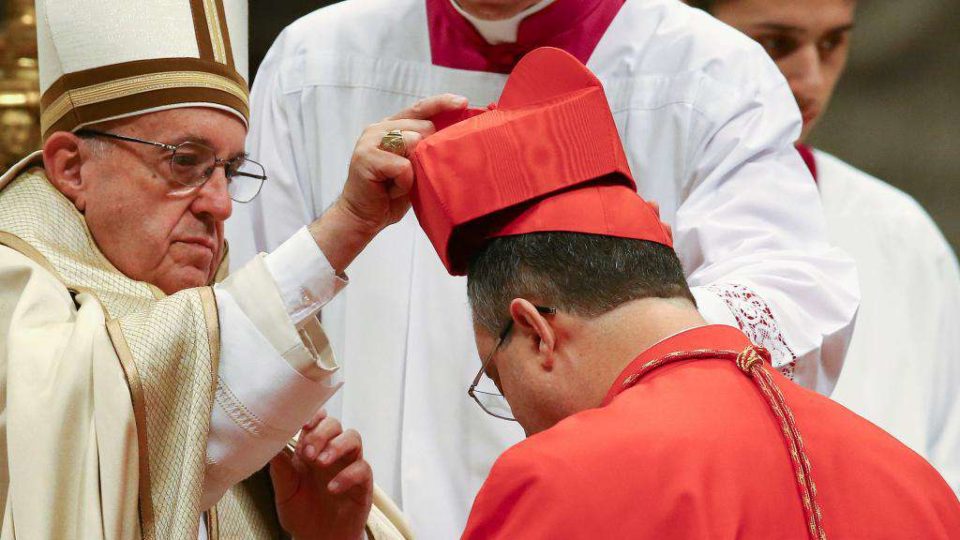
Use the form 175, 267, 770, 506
411, 47, 672, 276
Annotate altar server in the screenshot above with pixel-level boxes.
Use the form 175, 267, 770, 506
696, 0, 960, 493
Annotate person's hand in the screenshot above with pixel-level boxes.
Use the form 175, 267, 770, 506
338, 93, 468, 235
270, 409, 373, 540
309, 93, 468, 272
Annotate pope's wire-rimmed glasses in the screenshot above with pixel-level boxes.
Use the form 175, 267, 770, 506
75, 129, 267, 203
468, 305, 556, 421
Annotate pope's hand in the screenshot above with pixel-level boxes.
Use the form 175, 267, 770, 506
309, 94, 468, 272
339, 93, 468, 235
270, 409, 373, 540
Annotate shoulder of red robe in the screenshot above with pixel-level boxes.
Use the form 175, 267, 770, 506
410, 47, 673, 276
36, 0, 249, 141
463, 440, 568, 538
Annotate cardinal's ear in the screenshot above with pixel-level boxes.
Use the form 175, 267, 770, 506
509, 299, 556, 370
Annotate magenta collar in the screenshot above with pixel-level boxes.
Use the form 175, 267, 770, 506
795, 143, 818, 183
426, 0, 625, 74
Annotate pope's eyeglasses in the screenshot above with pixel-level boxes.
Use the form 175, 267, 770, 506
468, 305, 556, 422
76, 129, 267, 203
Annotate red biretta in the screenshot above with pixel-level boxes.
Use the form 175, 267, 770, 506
410, 47, 960, 540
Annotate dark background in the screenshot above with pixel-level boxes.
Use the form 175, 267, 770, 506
250, 0, 334, 78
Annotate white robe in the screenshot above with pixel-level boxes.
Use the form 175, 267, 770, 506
226, 0, 860, 536
818, 150, 960, 495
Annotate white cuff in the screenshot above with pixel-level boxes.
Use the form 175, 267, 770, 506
264, 226, 348, 326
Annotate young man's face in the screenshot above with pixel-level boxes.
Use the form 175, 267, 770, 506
711, 0, 857, 142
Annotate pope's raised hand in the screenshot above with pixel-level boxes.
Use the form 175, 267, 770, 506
338, 93, 468, 231
309, 94, 468, 272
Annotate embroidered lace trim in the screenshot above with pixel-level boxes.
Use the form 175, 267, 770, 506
705, 284, 798, 379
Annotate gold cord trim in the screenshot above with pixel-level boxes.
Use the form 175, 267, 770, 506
199, 287, 221, 387
736, 347, 765, 373
626, 345, 828, 540
107, 319, 156, 540
204, 0, 228, 64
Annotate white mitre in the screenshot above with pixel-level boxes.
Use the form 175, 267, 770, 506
36, 0, 248, 140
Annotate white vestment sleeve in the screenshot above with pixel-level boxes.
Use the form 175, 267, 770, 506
677, 59, 859, 394
203, 230, 345, 509
265, 227, 348, 326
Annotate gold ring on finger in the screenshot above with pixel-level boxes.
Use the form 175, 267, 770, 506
379, 129, 407, 157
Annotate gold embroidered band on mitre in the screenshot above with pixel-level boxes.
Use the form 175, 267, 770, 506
39, 59, 249, 140
0, 161, 277, 539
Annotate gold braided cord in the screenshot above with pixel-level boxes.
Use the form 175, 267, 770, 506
203, 0, 228, 64
736, 346, 765, 372
744, 359, 827, 539
750, 358, 827, 539
628, 345, 828, 540
40, 70, 249, 134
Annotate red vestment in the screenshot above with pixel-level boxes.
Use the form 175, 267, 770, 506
462, 325, 960, 539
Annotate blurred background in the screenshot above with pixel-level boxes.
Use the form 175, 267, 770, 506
1, 0, 956, 251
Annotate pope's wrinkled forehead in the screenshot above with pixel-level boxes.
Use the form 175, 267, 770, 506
36, 0, 249, 141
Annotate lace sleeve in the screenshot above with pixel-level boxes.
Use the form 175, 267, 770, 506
705, 283, 798, 380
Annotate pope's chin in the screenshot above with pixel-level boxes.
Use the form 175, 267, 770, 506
154, 265, 212, 295
157, 244, 218, 294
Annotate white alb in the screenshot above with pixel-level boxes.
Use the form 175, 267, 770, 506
818, 150, 960, 495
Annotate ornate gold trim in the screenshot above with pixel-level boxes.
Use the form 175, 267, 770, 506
199, 286, 221, 388
41, 70, 248, 136
0, 231, 59, 277
212, 0, 235, 69
106, 319, 156, 540
189, 0, 215, 60
206, 505, 220, 540
204, 0, 228, 65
